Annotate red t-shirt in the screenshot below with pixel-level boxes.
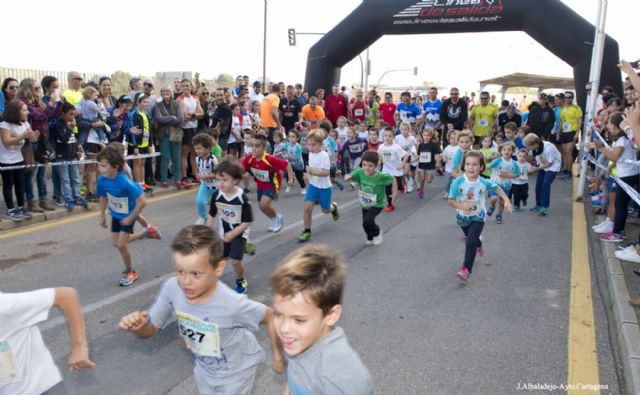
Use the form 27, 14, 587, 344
324, 94, 348, 124
349, 99, 366, 122
379, 103, 397, 126
242, 153, 289, 191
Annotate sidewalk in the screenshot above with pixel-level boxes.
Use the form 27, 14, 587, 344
591, 210, 640, 394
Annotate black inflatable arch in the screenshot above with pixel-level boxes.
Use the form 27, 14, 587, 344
304, 0, 621, 106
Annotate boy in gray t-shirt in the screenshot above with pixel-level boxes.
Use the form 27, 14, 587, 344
271, 245, 374, 395
119, 225, 285, 394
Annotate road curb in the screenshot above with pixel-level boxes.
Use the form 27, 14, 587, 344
0, 185, 186, 232
600, 241, 640, 394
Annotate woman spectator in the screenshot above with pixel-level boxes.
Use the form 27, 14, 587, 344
40, 76, 65, 205
2, 78, 19, 118
196, 87, 211, 131
177, 79, 203, 186
16, 78, 61, 212
98, 77, 117, 113
0, 101, 37, 221
107, 95, 133, 144
154, 87, 184, 189
315, 88, 325, 109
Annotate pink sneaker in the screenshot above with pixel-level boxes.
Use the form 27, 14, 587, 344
456, 267, 470, 284
418, 190, 424, 199
600, 231, 623, 243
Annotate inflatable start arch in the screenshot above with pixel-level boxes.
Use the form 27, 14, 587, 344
303, 0, 622, 106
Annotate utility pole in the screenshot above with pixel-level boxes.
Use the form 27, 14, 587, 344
262, 0, 268, 88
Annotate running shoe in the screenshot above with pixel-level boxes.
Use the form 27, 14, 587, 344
350, 182, 357, 190
456, 267, 470, 284
373, 234, 383, 245
75, 197, 89, 208
495, 215, 503, 224
235, 278, 248, 294
271, 213, 284, 233
195, 217, 206, 225
161, 182, 170, 189
418, 190, 424, 199
120, 271, 139, 286
5, 208, 25, 222
336, 181, 344, 191
191, 179, 201, 184
285, 186, 291, 193
181, 180, 193, 189
384, 204, 395, 213
85, 193, 98, 203
245, 241, 256, 256
539, 207, 548, 217
615, 247, 640, 263
591, 197, 604, 208
366, 239, 374, 246
300, 188, 306, 195
331, 203, 340, 221
600, 232, 624, 243
522, 199, 527, 207
175, 181, 183, 190
436, 168, 444, 176
142, 183, 153, 193
486, 207, 495, 217
592, 219, 613, 234
443, 191, 449, 199
65, 200, 75, 211
17, 207, 33, 219
145, 225, 162, 240
513, 205, 521, 212
55, 198, 66, 207
529, 206, 540, 212
407, 180, 414, 193
298, 231, 312, 242
244, 188, 251, 194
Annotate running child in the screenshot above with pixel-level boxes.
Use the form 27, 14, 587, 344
97, 144, 148, 286
284, 129, 306, 194
241, 134, 294, 232
478, 136, 496, 179
119, 225, 285, 394
1, 287, 95, 395
318, 121, 343, 191
487, 142, 520, 224
378, 126, 408, 212
193, 133, 218, 224
341, 127, 367, 175
394, 122, 417, 193
272, 130, 289, 192
206, 159, 253, 294
367, 128, 381, 151
441, 130, 459, 198
416, 128, 442, 199
511, 148, 531, 211
451, 130, 473, 178
344, 150, 397, 245
270, 245, 374, 394
448, 151, 512, 284
298, 130, 340, 242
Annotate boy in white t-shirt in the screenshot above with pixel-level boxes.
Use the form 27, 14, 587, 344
441, 130, 459, 198
298, 130, 340, 242
378, 127, 408, 212
0, 287, 95, 394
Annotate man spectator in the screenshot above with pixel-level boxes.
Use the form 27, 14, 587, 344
550, 93, 564, 138
526, 93, 555, 140
248, 81, 264, 106
490, 94, 498, 108
440, 87, 468, 134
348, 88, 369, 124
294, 83, 306, 106
128, 77, 142, 101
469, 91, 498, 146
498, 105, 522, 131
379, 92, 396, 127
300, 96, 326, 130
324, 84, 348, 126
173, 78, 182, 99
260, 84, 283, 145
143, 79, 158, 115
280, 85, 302, 132
63, 71, 84, 106
518, 95, 530, 113
141, 79, 158, 184
210, 88, 232, 150
231, 75, 244, 97
341, 85, 350, 101
394, 91, 421, 130
422, 87, 442, 130
557, 91, 582, 179
499, 99, 510, 113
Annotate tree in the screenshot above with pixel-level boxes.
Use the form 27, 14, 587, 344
215, 73, 235, 88
110, 70, 132, 96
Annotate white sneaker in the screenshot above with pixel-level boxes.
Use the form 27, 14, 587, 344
406, 179, 414, 193
366, 239, 374, 245
268, 217, 278, 232
272, 213, 284, 233
592, 219, 613, 234
300, 188, 306, 195
195, 217, 206, 225
373, 234, 383, 245
615, 247, 640, 263
442, 191, 449, 199
350, 182, 357, 190
285, 186, 291, 193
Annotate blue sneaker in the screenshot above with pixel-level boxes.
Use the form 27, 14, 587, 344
75, 197, 88, 208
235, 278, 248, 294
513, 205, 522, 212
65, 200, 75, 211
522, 199, 528, 207
496, 215, 503, 224
529, 206, 539, 212
486, 207, 495, 217
336, 181, 344, 191
539, 207, 548, 216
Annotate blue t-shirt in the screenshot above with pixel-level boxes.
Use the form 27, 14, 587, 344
552, 105, 562, 134
422, 99, 442, 129
284, 142, 304, 170
97, 172, 143, 219
396, 102, 422, 125
323, 137, 337, 163
451, 147, 464, 170
448, 174, 498, 225
0, 92, 4, 115
514, 136, 525, 150
488, 157, 521, 189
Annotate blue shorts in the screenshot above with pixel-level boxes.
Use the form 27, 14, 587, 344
607, 178, 617, 192
111, 216, 135, 234
257, 188, 276, 202
304, 184, 333, 211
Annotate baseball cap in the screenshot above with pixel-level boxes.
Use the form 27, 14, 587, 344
295, 83, 303, 89
143, 79, 154, 87
253, 81, 261, 88
117, 95, 132, 103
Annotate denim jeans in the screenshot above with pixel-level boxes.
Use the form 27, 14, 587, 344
160, 136, 181, 183
24, 166, 48, 201
196, 183, 217, 221
535, 170, 557, 209
59, 164, 81, 202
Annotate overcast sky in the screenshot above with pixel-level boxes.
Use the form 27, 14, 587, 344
4, 0, 636, 93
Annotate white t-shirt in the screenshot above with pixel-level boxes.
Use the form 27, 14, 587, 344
614, 136, 639, 178
308, 150, 331, 189
357, 131, 369, 141
378, 143, 406, 177
513, 161, 531, 185
0, 121, 29, 164
0, 289, 60, 395
336, 127, 349, 146
394, 134, 417, 155
442, 144, 457, 173
180, 95, 198, 129
536, 141, 561, 172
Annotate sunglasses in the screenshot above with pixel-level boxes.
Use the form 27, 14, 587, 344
72, 77, 83, 81
565, 96, 574, 99
202, 92, 209, 95
143, 83, 154, 87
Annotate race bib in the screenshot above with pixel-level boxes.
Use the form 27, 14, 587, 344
216, 202, 241, 225
176, 312, 221, 358
563, 122, 572, 132
251, 168, 270, 182
0, 341, 18, 384
107, 193, 129, 214
354, 108, 364, 117
458, 199, 481, 217
284, 111, 294, 117
419, 152, 432, 163
479, 119, 489, 127
358, 190, 377, 207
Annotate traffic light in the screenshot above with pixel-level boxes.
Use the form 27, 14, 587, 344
413, 67, 418, 76
288, 29, 296, 46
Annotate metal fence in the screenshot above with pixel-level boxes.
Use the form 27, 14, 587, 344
0, 67, 105, 92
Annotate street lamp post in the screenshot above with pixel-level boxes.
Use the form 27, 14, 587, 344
377, 67, 418, 87
262, 0, 268, 88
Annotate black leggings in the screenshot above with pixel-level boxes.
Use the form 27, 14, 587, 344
284, 169, 306, 188
461, 221, 484, 273
0, 162, 25, 210
386, 176, 403, 205
362, 207, 383, 240
613, 175, 640, 234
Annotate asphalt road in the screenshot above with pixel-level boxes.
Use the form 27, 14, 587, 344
0, 174, 623, 394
